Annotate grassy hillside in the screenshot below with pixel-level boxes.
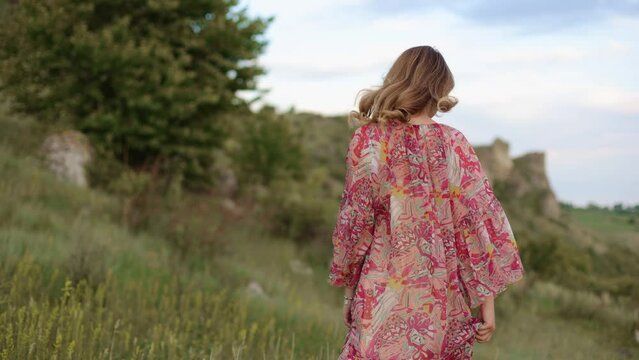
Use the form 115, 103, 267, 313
0, 106, 346, 358
568, 205, 639, 254
1, 109, 638, 359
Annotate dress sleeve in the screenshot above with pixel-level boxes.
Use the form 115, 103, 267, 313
327, 125, 377, 288
448, 131, 525, 309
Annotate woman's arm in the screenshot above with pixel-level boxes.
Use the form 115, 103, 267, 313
342, 286, 356, 327
448, 130, 525, 310
327, 124, 378, 289
344, 286, 355, 297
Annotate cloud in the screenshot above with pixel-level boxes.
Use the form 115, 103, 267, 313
546, 143, 639, 207
359, 0, 639, 30
586, 86, 639, 114
259, 63, 375, 80
548, 146, 629, 166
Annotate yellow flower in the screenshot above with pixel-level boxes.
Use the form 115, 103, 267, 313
388, 277, 403, 292
421, 301, 433, 314
433, 189, 444, 206
449, 185, 462, 198
391, 186, 406, 197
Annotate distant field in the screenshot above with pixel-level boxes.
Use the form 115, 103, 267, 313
568, 207, 639, 254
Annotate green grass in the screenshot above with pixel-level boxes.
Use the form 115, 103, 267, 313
478, 305, 633, 360
568, 207, 639, 254
569, 207, 638, 233
463, 278, 639, 360
3, 255, 266, 359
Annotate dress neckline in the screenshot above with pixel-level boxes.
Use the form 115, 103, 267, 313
386, 118, 443, 127
407, 122, 439, 126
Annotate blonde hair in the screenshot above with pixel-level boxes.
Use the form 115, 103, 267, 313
349, 45, 458, 125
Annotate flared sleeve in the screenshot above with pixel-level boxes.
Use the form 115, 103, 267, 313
327, 124, 378, 288
448, 130, 525, 309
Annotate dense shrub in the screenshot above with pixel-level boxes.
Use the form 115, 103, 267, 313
521, 234, 589, 281
255, 168, 337, 244
229, 105, 306, 189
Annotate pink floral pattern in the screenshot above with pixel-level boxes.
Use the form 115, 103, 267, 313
327, 118, 525, 359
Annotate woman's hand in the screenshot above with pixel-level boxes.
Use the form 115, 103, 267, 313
475, 296, 496, 343
343, 300, 353, 327
342, 286, 355, 327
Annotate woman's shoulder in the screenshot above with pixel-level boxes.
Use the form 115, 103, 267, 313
434, 122, 461, 135
351, 120, 382, 139
434, 123, 468, 145
353, 119, 466, 143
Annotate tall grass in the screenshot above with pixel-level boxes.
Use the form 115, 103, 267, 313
1, 253, 330, 359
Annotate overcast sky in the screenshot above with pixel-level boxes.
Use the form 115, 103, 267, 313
240, 0, 639, 208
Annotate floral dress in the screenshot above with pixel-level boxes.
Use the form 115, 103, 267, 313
327, 118, 525, 359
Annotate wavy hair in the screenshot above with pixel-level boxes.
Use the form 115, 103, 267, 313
349, 45, 458, 125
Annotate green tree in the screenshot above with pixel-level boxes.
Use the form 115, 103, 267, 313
231, 105, 305, 187
0, 0, 273, 188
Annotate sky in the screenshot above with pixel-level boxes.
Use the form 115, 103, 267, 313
239, 0, 639, 208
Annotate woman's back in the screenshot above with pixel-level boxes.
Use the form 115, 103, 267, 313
328, 117, 525, 359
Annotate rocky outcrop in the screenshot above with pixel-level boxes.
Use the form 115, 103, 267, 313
474, 138, 561, 219
40, 130, 92, 187
474, 137, 513, 183
246, 280, 267, 298
289, 259, 314, 276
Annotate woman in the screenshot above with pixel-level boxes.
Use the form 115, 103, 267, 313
327, 46, 525, 359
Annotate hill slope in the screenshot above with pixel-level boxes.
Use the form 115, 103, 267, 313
1, 110, 638, 358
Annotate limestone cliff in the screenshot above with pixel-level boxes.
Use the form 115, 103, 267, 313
474, 138, 561, 219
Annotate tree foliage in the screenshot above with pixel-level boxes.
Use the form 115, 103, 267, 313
231, 105, 306, 187
0, 0, 273, 188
